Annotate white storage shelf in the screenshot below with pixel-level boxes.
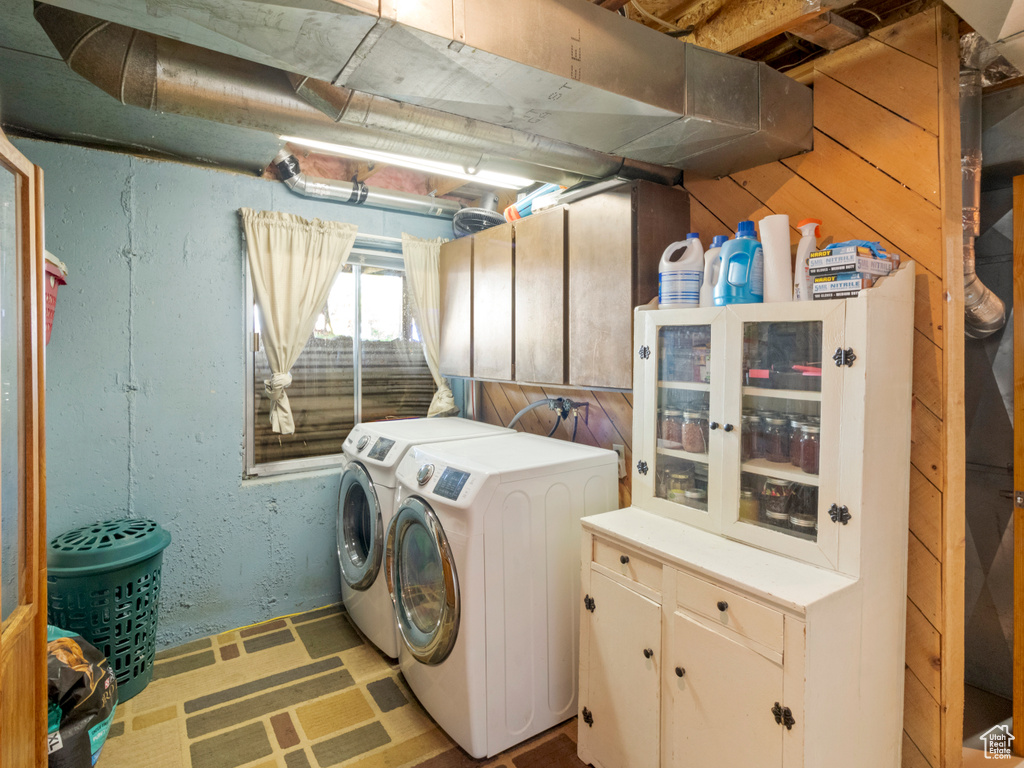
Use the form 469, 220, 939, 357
578, 265, 917, 768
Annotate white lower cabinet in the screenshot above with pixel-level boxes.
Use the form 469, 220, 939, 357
666, 611, 784, 768
580, 570, 661, 768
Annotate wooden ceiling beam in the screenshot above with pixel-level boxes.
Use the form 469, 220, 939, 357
685, 0, 857, 54
427, 176, 468, 198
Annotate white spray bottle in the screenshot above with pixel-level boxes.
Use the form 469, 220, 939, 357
793, 218, 822, 301
659, 233, 704, 308
699, 235, 727, 307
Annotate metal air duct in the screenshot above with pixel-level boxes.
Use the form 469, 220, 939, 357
37, 0, 813, 175
960, 39, 1007, 339
32, 3, 669, 188
273, 151, 462, 216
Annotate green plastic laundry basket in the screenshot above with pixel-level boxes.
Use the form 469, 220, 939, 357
47, 518, 172, 702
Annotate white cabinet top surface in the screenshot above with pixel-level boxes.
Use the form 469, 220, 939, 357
582, 507, 857, 612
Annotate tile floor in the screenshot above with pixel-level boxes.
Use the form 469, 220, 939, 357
99, 605, 584, 768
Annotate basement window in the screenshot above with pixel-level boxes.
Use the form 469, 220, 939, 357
244, 243, 434, 477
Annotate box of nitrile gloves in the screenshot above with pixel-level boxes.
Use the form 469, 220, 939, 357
808, 246, 896, 277
812, 273, 875, 300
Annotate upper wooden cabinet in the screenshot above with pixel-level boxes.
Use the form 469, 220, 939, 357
438, 234, 473, 378
437, 180, 689, 390
514, 207, 567, 385
472, 221, 514, 381
567, 181, 688, 389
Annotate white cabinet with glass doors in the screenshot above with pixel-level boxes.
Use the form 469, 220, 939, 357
633, 294, 855, 572
578, 264, 918, 768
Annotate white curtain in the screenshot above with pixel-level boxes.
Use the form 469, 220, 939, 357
241, 208, 358, 434
402, 233, 458, 417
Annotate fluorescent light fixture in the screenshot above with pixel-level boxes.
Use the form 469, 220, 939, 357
280, 135, 534, 190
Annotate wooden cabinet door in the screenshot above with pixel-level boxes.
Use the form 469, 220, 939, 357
439, 237, 473, 378
567, 186, 634, 390
581, 571, 661, 768
514, 208, 566, 384
0, 129, 47, 767
472, 222, 514, 380
666, 611, 783, 768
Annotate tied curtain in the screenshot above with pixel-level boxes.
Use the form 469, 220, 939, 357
402, 233, 458, 417
241, 208, 358, 434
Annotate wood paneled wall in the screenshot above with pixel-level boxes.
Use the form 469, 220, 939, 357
477, 8, 964, 767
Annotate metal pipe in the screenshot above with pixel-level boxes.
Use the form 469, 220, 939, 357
32, 3, 681, 188
959, 66, 1006, 338
274, 151, 461, 217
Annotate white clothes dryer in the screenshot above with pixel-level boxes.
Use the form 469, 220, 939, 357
385, 432, 618, 758
337, 417, 510, 658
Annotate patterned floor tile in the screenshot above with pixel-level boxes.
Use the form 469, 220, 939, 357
310, 721, 391, 767
366, 676, 408, 713
295, 688, 374, 741
185, 670, 355, 739
244, 629, 296, 654
294, 614, 363, 659
153, 650, 217, 681
97, 605, 583, 768
189, 722, 273, 768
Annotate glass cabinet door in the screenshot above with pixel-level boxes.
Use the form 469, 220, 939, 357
635, 307, 726, 531
721, 302, 846, 569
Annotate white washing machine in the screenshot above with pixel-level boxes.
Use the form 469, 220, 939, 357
385, 432, 619, 758
337, 417, 511, 658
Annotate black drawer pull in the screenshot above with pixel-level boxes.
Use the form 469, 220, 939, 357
717, 601, 729, 612
643, 648, 654, 659
675, 667, 686, 677
620, 554, 630, 564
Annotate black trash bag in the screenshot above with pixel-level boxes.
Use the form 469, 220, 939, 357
47, 626, 118, 767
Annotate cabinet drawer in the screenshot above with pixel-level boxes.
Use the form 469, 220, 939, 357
593, 537, 662, 594
675, 570, 783, 653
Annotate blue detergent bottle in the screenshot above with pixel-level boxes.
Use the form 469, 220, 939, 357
713, 221, 764, 306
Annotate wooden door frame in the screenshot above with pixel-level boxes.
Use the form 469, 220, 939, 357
1013, 174, 1024, 756
0, 128, 48, 767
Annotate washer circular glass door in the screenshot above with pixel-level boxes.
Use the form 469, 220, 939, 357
385, 496, 459, 665
336, 461, 383, 591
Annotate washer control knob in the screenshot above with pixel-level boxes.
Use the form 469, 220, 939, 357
356, 435, 369, 451
417, 464, 435, 486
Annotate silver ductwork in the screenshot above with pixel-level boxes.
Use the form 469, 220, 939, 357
273, 151, 462, 216
960, 38, 1007, 339
32, 3, 673, 188
37, 0, 812, 175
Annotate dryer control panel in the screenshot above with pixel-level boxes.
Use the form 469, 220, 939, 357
433, 468, 471, 500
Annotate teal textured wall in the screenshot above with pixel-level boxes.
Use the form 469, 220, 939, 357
21, 139, 452, 647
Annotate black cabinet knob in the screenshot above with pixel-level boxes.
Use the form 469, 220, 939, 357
675, 667, 686, 677
723, 423, 734, 432
620, 554, 630, 564
717, 601, 729, 612
709, 422, 720, 430
643, 648, 654, 659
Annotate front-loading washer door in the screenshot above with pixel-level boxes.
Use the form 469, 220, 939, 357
385, 496, 460, 665
337, 461, 383, 591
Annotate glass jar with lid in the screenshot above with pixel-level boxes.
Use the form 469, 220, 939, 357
788, 485, 817, 535
760, 478, 793, 529
661, 407, 683, 448
739, 488, 759, 521
666, 468, 694, 503
789, 419, 804, 466
747, 414, 764, 460
800, 424, 820, 475
681, 410, 707, 454
763, 417, 790, 463
683, 488, 707, 508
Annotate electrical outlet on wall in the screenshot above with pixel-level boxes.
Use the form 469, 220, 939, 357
612, 444, 626, 479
